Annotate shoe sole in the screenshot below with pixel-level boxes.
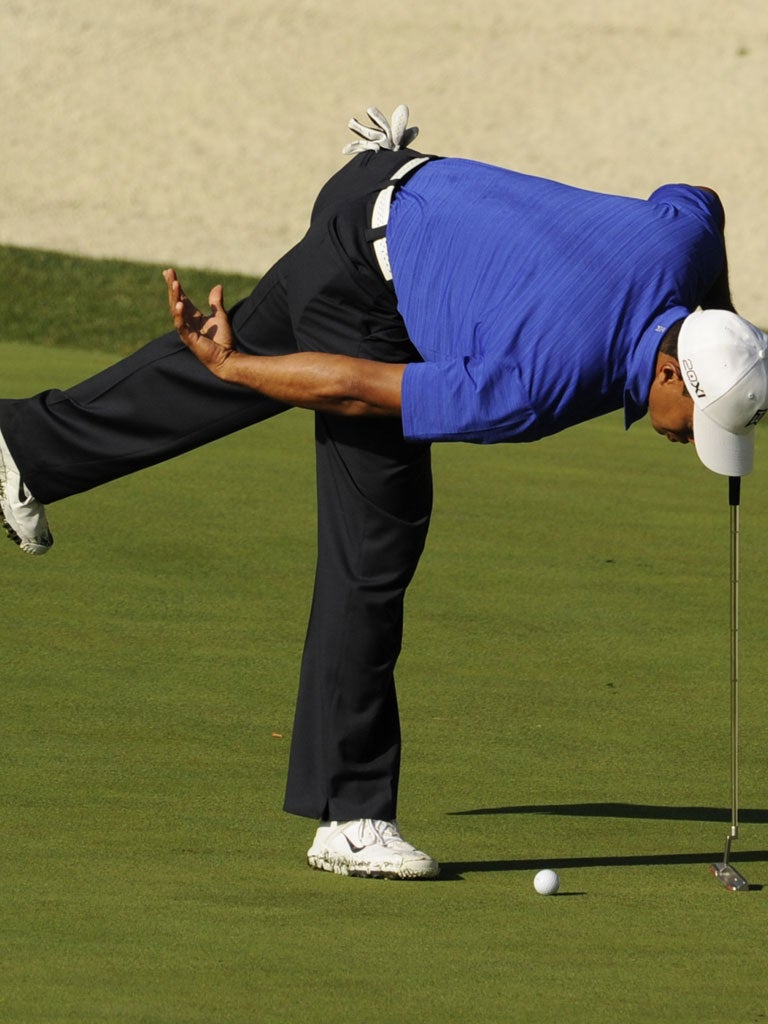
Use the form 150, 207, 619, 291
0, 453, 53, 556
307, 853, 439, 880
0, 505, 52, 555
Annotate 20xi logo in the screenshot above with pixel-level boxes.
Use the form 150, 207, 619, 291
681, 359, 706, 398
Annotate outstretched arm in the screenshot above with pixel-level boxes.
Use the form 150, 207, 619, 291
163, 269, 405, 416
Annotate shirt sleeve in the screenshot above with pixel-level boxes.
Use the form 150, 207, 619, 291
400, 356, 539, 443
647, 183, 726, 231
647, 183, 728, 307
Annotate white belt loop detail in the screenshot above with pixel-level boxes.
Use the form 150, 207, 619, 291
371, 156, 430, 282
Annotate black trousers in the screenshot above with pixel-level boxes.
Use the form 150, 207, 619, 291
0, 150, 433, 821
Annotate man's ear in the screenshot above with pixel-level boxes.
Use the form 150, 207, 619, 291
657, 358, 683, 386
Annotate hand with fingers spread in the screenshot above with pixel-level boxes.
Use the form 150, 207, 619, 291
162, 268, 405, 414
163, 268, 235, 378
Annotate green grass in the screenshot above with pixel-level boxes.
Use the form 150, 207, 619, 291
2, 247, 768, 1023
1, 244, 258, 354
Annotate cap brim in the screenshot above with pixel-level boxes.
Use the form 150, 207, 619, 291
692, 405, 755, 476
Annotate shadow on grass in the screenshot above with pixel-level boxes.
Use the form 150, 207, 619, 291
438, 802, 768, 881
449, 802, 768, 824
437, 849, 768, 882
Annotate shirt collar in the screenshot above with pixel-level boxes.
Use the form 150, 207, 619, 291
624, 306, 690, 429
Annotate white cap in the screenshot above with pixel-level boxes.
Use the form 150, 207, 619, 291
678, 309, 768, 476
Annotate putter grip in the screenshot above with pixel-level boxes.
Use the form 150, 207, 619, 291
729, 476, 741, 507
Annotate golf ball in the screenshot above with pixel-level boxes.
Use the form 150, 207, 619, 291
533, 869, 560, 895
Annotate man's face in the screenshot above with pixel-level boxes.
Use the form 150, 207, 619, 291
648, 359, 695, 445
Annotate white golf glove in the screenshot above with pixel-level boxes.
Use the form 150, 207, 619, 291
343, 105, 420, 155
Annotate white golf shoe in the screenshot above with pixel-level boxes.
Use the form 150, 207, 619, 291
307, 819, 439, 879
0, 429, 53, 555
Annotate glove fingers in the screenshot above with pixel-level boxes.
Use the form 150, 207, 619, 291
347, 117, 387, 143
389, 104, 409, 145
366, 106, 392, 135
343, 141, 374, 155
343, 104, 419, 155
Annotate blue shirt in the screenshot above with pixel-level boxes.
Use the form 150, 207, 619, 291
387, 159, 726, 443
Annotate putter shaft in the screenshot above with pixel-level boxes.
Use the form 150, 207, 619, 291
729, 482, 739, 845
710, 478, 749, 891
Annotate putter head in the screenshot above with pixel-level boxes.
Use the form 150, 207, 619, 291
710, 861, 750, 891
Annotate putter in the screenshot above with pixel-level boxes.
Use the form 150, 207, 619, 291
710, 476, 750, 892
